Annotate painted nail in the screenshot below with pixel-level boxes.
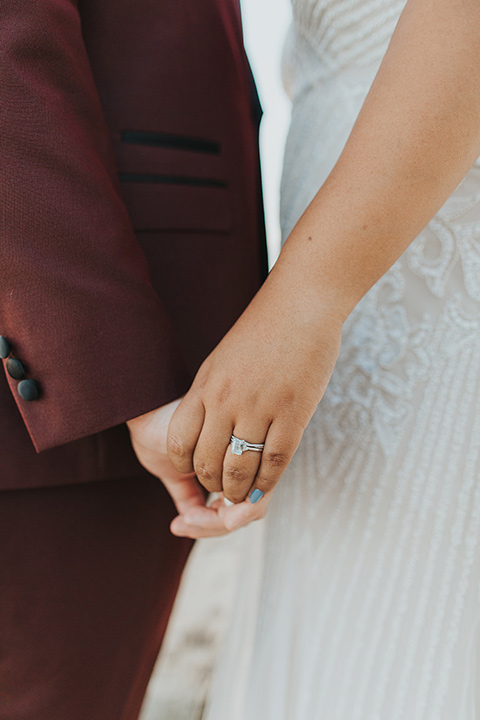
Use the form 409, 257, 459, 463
224, 498, 235, 507
250, 489, 264, 504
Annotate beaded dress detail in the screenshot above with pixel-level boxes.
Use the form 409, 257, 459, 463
205, 2, 480, 718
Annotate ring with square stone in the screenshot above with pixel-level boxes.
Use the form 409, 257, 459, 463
229, 434, 265, 456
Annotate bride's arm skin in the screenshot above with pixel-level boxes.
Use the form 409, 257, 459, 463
166, 0, 480, 535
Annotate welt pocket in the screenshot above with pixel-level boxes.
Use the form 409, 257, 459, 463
113, 129, 227, 184
119, 180, 231, 233
120, 130, 221, 155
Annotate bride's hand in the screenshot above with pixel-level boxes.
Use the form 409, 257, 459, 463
167, 266, 343, 506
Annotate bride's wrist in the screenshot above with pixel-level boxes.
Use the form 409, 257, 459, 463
267, 248, 354, 328
275, 214, 386, 324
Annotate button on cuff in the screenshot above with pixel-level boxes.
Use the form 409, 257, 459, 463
18, 379, 39, 401
0, 336, 10, 359
6, 358, 25, 380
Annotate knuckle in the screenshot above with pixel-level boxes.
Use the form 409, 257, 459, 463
194, 361, 211, 389
166, 433, 190, 460
215, 379, 233, 406
223, 465, 250, 485
264, 450, 290, 469
195, 463, 217, 485
278, 387, 296, 408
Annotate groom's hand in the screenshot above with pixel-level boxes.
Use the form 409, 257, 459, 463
127, 400, 243, 537
127, 399, 271, 537
127, 399, 207, 519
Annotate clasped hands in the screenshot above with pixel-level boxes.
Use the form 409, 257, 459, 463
127, 264, 344, 539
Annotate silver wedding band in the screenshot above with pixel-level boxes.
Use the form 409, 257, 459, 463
230, 434, 265, 456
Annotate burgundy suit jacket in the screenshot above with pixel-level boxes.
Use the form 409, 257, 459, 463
0, 0, 267, 491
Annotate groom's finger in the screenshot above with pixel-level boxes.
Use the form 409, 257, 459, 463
218, 493, 271, 531
167, 392, 205, 473
170, 507, 230, 538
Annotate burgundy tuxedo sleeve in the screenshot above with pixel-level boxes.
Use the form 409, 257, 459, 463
0, 0, 190, 452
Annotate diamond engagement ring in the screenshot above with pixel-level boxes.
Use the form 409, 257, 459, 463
230, 434, 265, 456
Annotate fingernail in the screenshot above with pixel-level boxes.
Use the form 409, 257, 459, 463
224, 498, 235, 507
250, 489, 264, 504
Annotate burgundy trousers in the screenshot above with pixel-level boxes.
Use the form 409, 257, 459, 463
0, 474, 193, 720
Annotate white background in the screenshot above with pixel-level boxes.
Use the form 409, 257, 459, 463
241, 0, 293, 262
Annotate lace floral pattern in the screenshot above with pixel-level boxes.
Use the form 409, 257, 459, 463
407, 175, 480, 302
319, 267, 434, 456
316, 169, 480, 456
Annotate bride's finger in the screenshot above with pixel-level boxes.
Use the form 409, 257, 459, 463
222, 420, 269, 504
245, 420, 304, 503
193, 416, 233, 494
167, 393, 205, 473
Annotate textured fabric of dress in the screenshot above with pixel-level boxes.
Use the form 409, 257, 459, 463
204, 1, 480, 718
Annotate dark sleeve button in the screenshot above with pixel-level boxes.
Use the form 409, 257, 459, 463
0, 336, 10, 359
6, 358, 25, 380
18, 379, 39, 401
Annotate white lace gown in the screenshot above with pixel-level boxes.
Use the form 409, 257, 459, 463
204, 2, 480, 718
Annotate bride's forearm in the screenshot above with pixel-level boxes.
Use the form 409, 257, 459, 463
273, 0, 480, 321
